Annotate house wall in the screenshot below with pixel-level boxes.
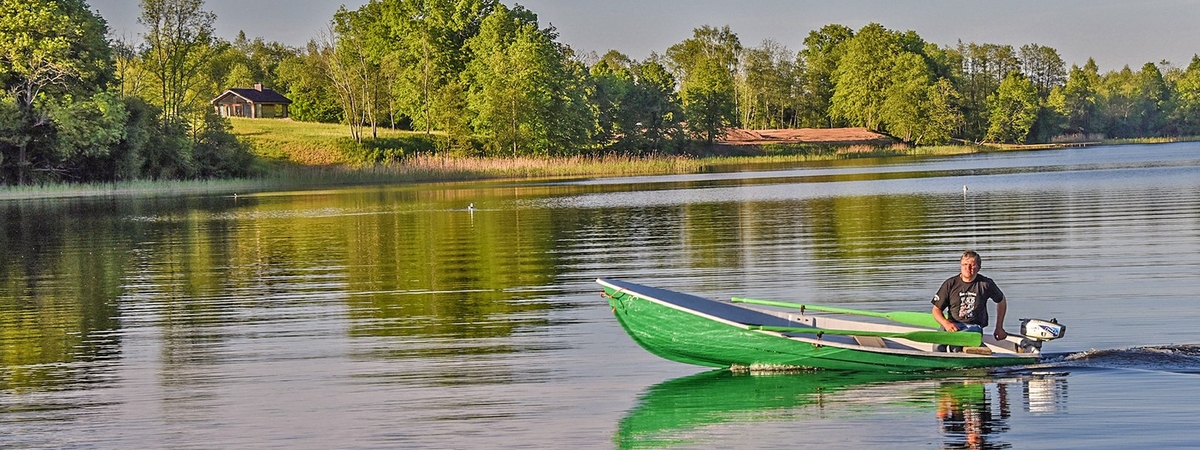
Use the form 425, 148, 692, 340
213, 99, 289, 118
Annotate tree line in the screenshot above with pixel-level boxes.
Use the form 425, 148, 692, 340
5, 0, 1200, 185
0, 0, 255, 185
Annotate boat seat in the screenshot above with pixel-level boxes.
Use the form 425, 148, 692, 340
852, 335, 889, 348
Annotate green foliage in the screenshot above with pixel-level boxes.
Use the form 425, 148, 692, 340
277, 49, 342, 123
139, 0, 218, 126
985, 73, 1040, 143
797, 24, 853, 128
0, 0, 113, 184
682, 59, 736, 145
341, 134, 437, 164
463, 4, 595, 156
670, 26, 741, 146
192, 113, 257, 178
1169, 56, 1200, 135
831, 23, 902, 130
739, 39, 798, 129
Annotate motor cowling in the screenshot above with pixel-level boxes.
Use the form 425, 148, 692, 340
1021, 318, 1066, 341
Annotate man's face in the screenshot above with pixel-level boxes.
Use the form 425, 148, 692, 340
960, 257, 980, 282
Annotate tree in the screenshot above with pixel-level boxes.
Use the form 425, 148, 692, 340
377, 0, 497, 134
1050, 59, 1102, 137
797, 24, 853, 127
985, 72, 1039, 143
880, 53, 961, 145
738, 39, 797, 129
682, 58, 736, 146
1169, 55, 1200, 135
830, 23, 902, 131
463, 4, 594, 155
277, 45, 342, 123
590, 51, 636, 148
667, 25, 741, 134
139, 0, 218, 128
1019, 44, 1066, 98
952, 42, 1021, 141
627, 59, 685, 153
1135, 62, 1169, 136
0, 0, 114, 184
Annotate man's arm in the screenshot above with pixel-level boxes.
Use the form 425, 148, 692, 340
932, 305, 959, 331
993, 299, 1008, 340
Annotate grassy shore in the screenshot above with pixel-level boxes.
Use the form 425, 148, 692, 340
0, 119, 1012, 200
231, 119, 989, 180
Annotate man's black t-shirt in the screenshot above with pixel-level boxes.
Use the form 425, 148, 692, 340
931, 274, 1005, 327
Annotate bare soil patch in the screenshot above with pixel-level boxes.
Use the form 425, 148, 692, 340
720, 127, 894, 146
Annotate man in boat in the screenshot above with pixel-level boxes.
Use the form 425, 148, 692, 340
931, 250, 1008, 350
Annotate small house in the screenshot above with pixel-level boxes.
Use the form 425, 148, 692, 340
212, 83, 292, 118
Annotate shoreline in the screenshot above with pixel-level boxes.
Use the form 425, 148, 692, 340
3, 123, 1197, 201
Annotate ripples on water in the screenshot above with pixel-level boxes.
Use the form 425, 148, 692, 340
3, 144, 1200, 448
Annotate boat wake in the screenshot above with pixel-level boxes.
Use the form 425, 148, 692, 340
1046, 344, 1200, 374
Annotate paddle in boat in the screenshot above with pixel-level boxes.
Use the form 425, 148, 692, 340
599, 278, 1066, 372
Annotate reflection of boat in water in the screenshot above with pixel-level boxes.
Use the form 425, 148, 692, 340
616, 369, 1068, 449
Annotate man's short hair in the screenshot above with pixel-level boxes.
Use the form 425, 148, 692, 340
961, 250, 981, 267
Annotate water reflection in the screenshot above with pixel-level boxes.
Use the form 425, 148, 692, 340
616, 370, 1069, 449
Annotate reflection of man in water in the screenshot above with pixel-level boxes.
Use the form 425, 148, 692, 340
936, 381, 1011, 450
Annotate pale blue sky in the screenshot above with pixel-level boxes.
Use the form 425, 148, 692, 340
90, 0, 1200, 71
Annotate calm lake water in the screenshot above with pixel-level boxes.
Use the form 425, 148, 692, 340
3, 143, 1200, 449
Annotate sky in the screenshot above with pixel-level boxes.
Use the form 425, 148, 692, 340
88, 0, 1200, 72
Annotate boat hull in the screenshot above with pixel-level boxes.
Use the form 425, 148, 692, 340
602, 279, 1040, 372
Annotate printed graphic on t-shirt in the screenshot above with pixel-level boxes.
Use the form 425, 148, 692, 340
957, 292, 977, 320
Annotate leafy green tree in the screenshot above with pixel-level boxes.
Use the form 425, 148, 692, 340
1049, 59, 1102, 137
667, 25, 741, 135
139, 0, 217, 128
985, 72, 1039, 143
682, 58, 736, 146
738, 39, 797, 129
1169, 55, 1200, 135
277, 46, 342, 123
590, 51, 636, 147
429, 79, 473, 153
952, 42, 1020, 141
463, 4, 594, 155
831, 23, 902, 131
1134, 62, 1169, 136
627, 59, 686, 153
319, 5, 385, 142
192, 112, 255, 178
1098, 65, 1143, 137
1019, 44, 1066, 97
880, 53, 961, 145
0, 0, 113, 184
43, 92, 128, 180
375, 0, 497, 134
666, 25, 741, 84
797, 24, 853, 127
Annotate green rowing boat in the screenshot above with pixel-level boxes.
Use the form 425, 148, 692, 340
600, 278, 1063, 372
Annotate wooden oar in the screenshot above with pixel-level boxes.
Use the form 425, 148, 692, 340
747, 325, 982, 347
731, 297, 943, 329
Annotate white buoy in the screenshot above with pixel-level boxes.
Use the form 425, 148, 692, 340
468, 203, 474, 211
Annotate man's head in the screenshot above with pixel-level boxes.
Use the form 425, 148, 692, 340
960, 250, 981, 282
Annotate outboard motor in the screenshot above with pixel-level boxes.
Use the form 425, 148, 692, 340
1019, 318, 1066, 351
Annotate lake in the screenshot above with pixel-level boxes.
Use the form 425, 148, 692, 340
3, 143, 1200, 449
